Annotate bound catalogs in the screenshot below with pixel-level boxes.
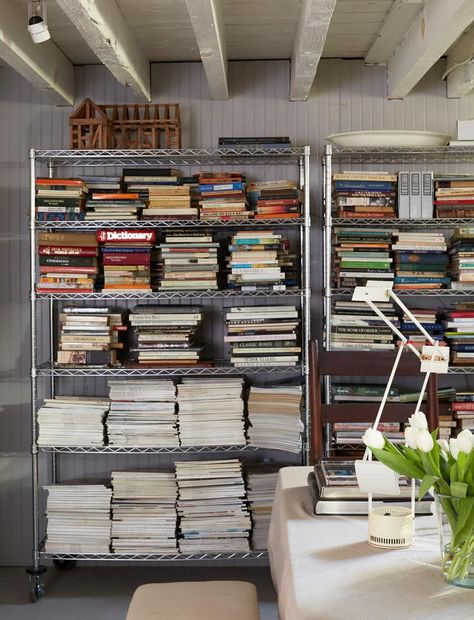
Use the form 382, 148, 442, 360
246, 467, 280, 550
176, 459, 251, 553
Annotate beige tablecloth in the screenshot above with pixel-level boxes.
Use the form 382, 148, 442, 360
268, 466, 473, 620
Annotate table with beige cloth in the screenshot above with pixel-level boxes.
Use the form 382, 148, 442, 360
268, 466, 473, 620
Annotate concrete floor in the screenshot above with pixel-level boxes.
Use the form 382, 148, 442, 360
0, 566, 278, 620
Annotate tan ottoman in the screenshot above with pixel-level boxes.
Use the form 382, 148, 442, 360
126, 581, 260, 620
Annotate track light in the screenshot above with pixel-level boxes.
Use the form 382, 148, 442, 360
28, 0, 51, 44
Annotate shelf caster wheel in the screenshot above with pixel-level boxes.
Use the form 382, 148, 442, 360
29, 576, 45, 603
53, 559, 77, 571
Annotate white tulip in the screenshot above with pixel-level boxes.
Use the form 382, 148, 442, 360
362, 427, 385, 450
437, 439, 449, 453
449, 438, 460, 461
415, 429, 434, 453
456, 429, 474, 455
405, 426, 418, 449
408, 411, 428, 431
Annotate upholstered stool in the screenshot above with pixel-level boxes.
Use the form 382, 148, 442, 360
126, 581, 260, 620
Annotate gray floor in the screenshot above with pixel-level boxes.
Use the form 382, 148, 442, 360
0, 566, 278, 619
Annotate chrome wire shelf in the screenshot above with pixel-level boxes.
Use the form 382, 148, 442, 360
39, 444, 260, 455
40, 549, 269, 562
34, 147, 305, 167
34, 218, 304, 229
332, 218, 474, 227
328, 145, 474, 164
331, 287, 474, 297
36, 288, 303, 301
448, 366, 474, 374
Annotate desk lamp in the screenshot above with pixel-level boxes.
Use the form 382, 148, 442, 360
351, 281, 449, 549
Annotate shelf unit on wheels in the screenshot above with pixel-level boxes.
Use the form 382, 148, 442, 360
28, 147, 311, 601
321, 143, 474, 457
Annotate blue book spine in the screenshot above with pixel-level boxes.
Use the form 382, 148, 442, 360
101, 247, 152, 253
453, 345, 474, 352
394, 277, 450, 284
401, 323, 444, 331
199, 182, 244, 191
334, 181, 394, 191
396, 253, 448, 264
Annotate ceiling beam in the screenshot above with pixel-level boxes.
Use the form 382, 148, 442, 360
365, 0, 424, 65
184, 0, 228, 100
0, 0, 73, 106
388, 0, 474, 99
55, 0, 150, 102
290, 0, 337, 102
446, 25, 474, 98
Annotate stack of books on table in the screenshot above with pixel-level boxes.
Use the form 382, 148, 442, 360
449, 227, 474, 290
198, 172, 249, 221
246, 466, 279, 550
392, 232, 448, 290
107, 380, 178, 447
176, 459, 251, 553
85, 192, 145, 221
226, 231, 297, 292
36, 232, 98, 293
434, 175, 474, 218
156, 234, 220, 290
218, 136, 291, 150
35, 177, 86, 222
98, 229, 155, 292
129, 305, 203, 366
330, 300, 398, 351
451, 393, 474, 433
397, 309, 446, 350
332, 172, 397, 219
56, 306, 125, 366
247, 385, 303, 452
111, 471, 178, 553
333, 227, 394, 288
246, 180, 302, 219
177, 378, 246, 446
44, 485, 112, 553
37, 396, 109, 447
225, 305, 300, 367
444, 303, 474, 365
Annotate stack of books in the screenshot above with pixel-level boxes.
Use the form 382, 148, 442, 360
398, 309, 446, 349
218, 136, 291, 150
246, 466, 279, 550
246, 180, 302, 219
129, 305, 203, 366
226, 231, 296, 292
247, 385, 303, 452
176, 459, 251, 553
85, 192, 145, 221
451, 392, 474, 433
56, 306, 125, 366
177, 378, 246, 446
392, 232, 448, 290
107, 380, 178, 447
80, 176, 121, 195
44, 485, 112, 553
98, 229, 155, 292
35, 177, 86, 222
444, 303, 474, 365
449, 227, 474, 290
332, 384, 399, 403
36, 232, 98, 293
330, 300, 397, 351
225, 305, 300, 367
156, 234, 220, 290
333, 227, 394, 288
333, 422, 403, 447
198, 172, 249, 221
111, 471, 178, 553
37, 396, 109, 447
332, 172, 397, 219
434, 175, 474, 218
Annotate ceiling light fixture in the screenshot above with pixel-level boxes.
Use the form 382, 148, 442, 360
28, 0, 51, 44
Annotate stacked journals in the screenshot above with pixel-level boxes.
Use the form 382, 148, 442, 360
56, 306, 125, 366
37, 232, 98, 293
176, 378, 245, 446
332, 384, 399, 403
333, 422, 403, 446
98, 229, 155, 292
226, 231, 296, 291
198, 172, 249, 221
444, 303, 474, 365
449, 228, 474, 290
218, 136, 291, 150
129, 305, 203, 365
111, 471, 178, 553
176, 459, 251, 552
247, 385, 303, 452
246, 180, 302, 218
332, 172, 397, 219
35, 177, 86, 222
37, 396, 109, 447
246, 467, 279, 550
44, 485, 112, 553
85, 192, 145, 220
451, 393, 474, 433
225, 305, 300, 366
398, 309, 446, 349
434, 175, 474, 218
330, 300, 398, 351
107, 380, 178, 447
333, 227, 394, 288
80, 175, 121, 195
392, 232, 448, 290
156, 234, 220, 290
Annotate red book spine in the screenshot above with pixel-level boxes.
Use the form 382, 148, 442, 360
39, 266, 97, 274
257, 199, 299, 206
39, 246, 97, 256
451, 402, 474, 411
449, 312, 474, 318
103, 253, 151, 265
434, 199, 474, 205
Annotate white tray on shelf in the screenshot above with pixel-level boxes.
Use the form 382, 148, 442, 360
326, 130, 451, 147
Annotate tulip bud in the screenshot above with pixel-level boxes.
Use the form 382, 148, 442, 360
449, 438, 460, 460
415, 429, 434, 453
362, 427, 385, 450
405, 426, 418, 449
437, 438, 449, 453
456, 429, 474, 455
408, 411, 428, 431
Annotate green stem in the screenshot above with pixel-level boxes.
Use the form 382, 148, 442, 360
444, 532, 474, 583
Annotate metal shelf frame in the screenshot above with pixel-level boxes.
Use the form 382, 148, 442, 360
331, 288, 474, 298
29, 146, 311, 589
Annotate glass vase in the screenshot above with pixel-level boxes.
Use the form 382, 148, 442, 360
433, 494, 474, 589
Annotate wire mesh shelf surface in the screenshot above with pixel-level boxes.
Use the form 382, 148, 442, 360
34, 218, 304, 229
39, 444, 261, 454
331, 288, 474, 297
331, 218, 474, 227
327, 145, 474, 164
35, 288, 303, 301
39, 549, 269, 562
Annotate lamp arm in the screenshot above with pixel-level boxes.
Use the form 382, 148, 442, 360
364, 299, 421, 359
413, 343, 439, 416
387, 290, 437, 346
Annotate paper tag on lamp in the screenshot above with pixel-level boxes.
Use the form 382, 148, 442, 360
355, 460, 401, 496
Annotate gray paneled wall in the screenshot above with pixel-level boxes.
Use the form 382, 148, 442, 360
0, 59, 473, 566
